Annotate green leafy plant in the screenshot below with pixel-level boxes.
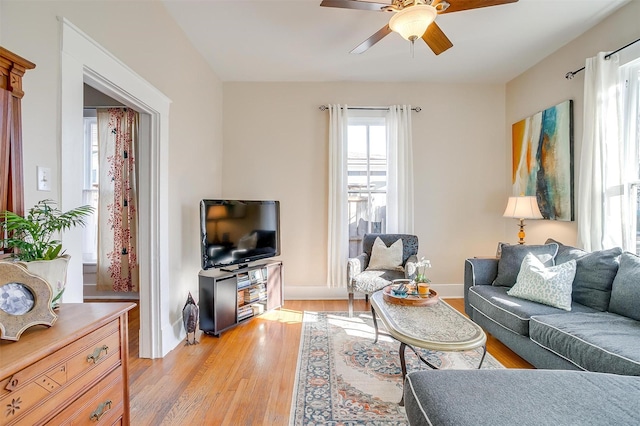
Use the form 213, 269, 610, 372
0, 199, 94, 261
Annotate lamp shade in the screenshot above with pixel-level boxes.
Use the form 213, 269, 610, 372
389, 5, 437, 41
207, 205, 228, 221
503, 196, 543, 219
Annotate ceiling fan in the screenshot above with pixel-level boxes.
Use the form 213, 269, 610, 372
320, 0, 519, 55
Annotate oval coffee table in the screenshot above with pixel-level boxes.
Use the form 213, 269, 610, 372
370, 290, 487, 405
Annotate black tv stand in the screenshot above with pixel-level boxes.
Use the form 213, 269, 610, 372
199, 260, 283, 337
220, 263, 249, 272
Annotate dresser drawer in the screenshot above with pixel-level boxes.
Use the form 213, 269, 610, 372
1, 320, 122, 425
45, 366, 124, 426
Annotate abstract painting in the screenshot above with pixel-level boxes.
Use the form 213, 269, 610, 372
512, 100, 574, 221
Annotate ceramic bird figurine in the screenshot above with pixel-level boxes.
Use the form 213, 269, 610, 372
182, 292, 199, 345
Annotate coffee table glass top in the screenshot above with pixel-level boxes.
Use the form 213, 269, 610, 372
370, 291, 486, 352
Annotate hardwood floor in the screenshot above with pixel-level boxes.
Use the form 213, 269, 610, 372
117, 298, 533, 424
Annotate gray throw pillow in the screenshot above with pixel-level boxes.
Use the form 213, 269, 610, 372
571, 247, 622, 311
545, 238, 587, 264
609, 252, 640, 321
544, 238, 622, 311
492, 243, 558, 288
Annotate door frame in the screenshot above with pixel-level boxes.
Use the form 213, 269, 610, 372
60, 18, 174, 358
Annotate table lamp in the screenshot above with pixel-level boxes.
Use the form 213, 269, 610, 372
206, 205, 228, 245
503, 196, 543, 244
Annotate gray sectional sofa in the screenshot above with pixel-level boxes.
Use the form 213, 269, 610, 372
403, 369, 640, 425
402, 241, 640, 425
464, 241, 640, 374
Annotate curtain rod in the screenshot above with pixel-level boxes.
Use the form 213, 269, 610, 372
565, 36, 640, 79
319, 105, 421, 112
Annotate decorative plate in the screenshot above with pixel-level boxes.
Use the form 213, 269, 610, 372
0, 262, 58, 341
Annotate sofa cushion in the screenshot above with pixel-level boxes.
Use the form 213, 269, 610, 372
545, 238, 586, 264
492, 243, 558, 288
404, 369, 640, 426
609, 252, 640, 321
544, 239, 622, 311
530, 312, 640, 376
507, 254, 576, 311
572, 247, 622, 311
468, 285, 596, 337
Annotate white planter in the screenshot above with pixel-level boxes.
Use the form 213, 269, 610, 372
18, 255, 71, 308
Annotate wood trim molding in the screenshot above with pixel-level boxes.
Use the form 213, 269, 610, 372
0, 46, 36, 99
0, 47, 35, 220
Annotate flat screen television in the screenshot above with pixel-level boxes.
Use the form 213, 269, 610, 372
200, 199, 280, 270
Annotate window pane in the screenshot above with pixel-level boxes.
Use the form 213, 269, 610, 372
347, 119, 388, 257
369, 157, 387, 192
636, 184, 640, 255
82, 116, 99, 263
370, 125, 386, 159
348, 126, 367, 159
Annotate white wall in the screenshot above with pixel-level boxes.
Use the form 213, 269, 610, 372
505, 0, 640, 247
223, 82, 507, 296
1, 0, 224, 350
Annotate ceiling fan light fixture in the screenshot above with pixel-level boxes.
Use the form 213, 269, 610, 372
388, 5, 437, 41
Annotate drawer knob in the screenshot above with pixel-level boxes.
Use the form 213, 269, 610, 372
89, 400, 112, 422
87, 345, 109, 363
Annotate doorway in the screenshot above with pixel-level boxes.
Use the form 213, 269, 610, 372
82, 84, 141, 301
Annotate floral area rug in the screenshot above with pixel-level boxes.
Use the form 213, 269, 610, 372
289, 311, 504, 426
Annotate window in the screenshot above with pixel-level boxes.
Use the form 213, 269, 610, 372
622, 60, 640, 253
347, 114, 387, 257
82, 112, 99, 263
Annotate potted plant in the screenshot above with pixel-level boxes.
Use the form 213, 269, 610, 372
0, 199, 94, 306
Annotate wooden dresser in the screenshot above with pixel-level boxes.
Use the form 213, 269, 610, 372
0, 302, 135, 425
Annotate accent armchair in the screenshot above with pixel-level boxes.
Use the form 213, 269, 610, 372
347, 233, 419, 316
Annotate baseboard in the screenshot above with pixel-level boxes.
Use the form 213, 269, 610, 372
83, 284, 140, 300
284, 283, 464, 300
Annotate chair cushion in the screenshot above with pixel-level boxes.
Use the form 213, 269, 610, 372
609, 252, 640, 321
351, 269, 405, 294
492, 243, 558, 288
367, 237, 403, 270
530, 312, 640, 375
507, 254, 576, 311
362, 233, 418, 267
468, 285, 596, 337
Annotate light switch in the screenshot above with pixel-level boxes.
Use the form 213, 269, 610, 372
37, 166, 51, 191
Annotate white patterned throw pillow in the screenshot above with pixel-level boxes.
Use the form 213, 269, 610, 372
367, 237, 403, 270
507, 253, 576, 311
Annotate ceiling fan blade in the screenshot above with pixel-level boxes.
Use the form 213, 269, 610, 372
320, 0, 390, 12
422, 22, 453, 55
437, 0, 518, 14
350, 25, 393, 54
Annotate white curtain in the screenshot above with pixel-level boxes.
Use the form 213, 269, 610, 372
327, 104, 350, 288
386, 105, 414, 233
577, 52, 631, 251
327, 105, 349, 287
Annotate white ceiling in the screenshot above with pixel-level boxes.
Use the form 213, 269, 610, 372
162, 0, 630, 84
